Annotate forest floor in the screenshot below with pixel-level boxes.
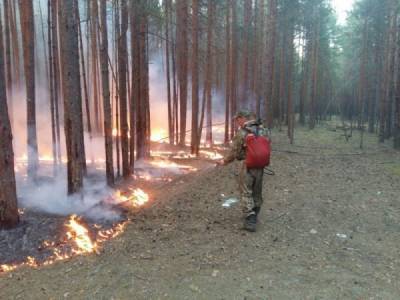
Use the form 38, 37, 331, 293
1, 122, 400, 299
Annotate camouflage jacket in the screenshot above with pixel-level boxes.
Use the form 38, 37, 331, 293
223, 120, 269, 164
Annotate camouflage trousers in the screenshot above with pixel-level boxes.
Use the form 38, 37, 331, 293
238, 163, 264, 216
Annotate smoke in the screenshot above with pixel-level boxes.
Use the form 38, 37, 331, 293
149, 53, 228, 144
11, 84, 118, 221
16, 169, 121, 221
11, 48, 228, 221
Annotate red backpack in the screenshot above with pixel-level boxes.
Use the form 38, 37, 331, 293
245, 131, 271, 168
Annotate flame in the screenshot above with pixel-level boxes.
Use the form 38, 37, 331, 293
132, 189, 149, 206
150, 160, 197, 171
112, 128, 119, 137
151, 128, 167, 142
0, 215, 129, 273
114, 188, 149, 207
65, 215, 98, 254
199, 150, 224, 160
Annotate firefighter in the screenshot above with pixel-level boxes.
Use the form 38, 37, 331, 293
217, 110, 270, 232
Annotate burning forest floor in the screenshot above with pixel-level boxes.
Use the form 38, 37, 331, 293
1, 123, 400, 299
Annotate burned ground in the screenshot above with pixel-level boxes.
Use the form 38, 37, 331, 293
1, 125, 399, 299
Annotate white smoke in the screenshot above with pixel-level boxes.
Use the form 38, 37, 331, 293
17, 170, 121, 221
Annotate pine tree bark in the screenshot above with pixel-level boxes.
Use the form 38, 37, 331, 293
177, 0, 189, 146
379, 10, 391, 143
394, 16, 400, 149
286, 17, 295, 144
132, 1, 141, 160
309, 15, 320, 130
265, 0, 277, 128
384, 7, 397, 139
19, 0, 38, 180
114, 0, 121, 177
75, 0, 92, 139
171, 30, 179, 145
230, 0, 238, 138
9, 0, 20, 86
130, 0, 138, 166
224, 0, 231, 144
3, 0, 13, 127
191, 0, 199, 155
59, 0, 85, 194
100, 0, 115, 186
51, 0, 62, 162
90, 0, 101, 133
0, 10, 19, 229
299, 30, 310, 126
118, 0, 130, 178
240, 0, 251, 107
133, 1, 150, 160
205, 0, 215, 145
164, 0, 174, 145
47, 0, 58, 169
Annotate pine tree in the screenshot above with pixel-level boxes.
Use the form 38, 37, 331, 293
0, 7, 19, 229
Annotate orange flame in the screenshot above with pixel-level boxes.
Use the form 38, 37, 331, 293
65, 215, 98, 254
114, 188, 150, 207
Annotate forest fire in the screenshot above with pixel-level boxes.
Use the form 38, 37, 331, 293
0, 188, 151, 274
113, 188, 150, 207
66, 215, 98, 254
151, 128, 168, 142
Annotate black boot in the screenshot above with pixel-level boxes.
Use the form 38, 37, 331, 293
244, 213, 257, 232
253, 207, 261, 216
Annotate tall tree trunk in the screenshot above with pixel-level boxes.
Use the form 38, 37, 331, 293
358, 20, 368, 148
205, 0, 215, 145
287, 20, 295, 144
100, 0, 115, 186
132, 2, 142, 160
309, 16, 320, 130
75, 0, 92, 139
51, 0, 62, 163
379, 11, 391, 143
254, 0, 265, 118
177, 0, 189, 146
0, 9, 19, 229
299, 31, 309, 126
59, 0, 85, 194
19, 0, 38, 180
113, 0, 121, 177
240, 0, 251, 108
165, 0, 174, 145
394, 16, 400, 149
3, 0, 13, 127
191, 0, 199, 155
230, 0, 238, 138
134, 1, 150, 160
118, 0, 130, 178
278, 27, 287, 129
265, 0, 277, 128
9, 0, 20, 86
130, 0, 138, 166
142, 14, 150, 157
384, 7, 397, 139
171, 30, 179, 145
90, 0, 101, 133
47, 0, 58, 170
224, 0, 231, 144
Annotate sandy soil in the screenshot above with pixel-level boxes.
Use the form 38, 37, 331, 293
1, 124, 399, 299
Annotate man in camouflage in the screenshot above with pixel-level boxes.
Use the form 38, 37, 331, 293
218, 110, 269, 232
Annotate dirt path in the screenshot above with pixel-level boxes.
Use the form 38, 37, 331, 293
1, 125, 399, 299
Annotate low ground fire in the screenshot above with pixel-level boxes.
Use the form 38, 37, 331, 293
1, 144, 223, 274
